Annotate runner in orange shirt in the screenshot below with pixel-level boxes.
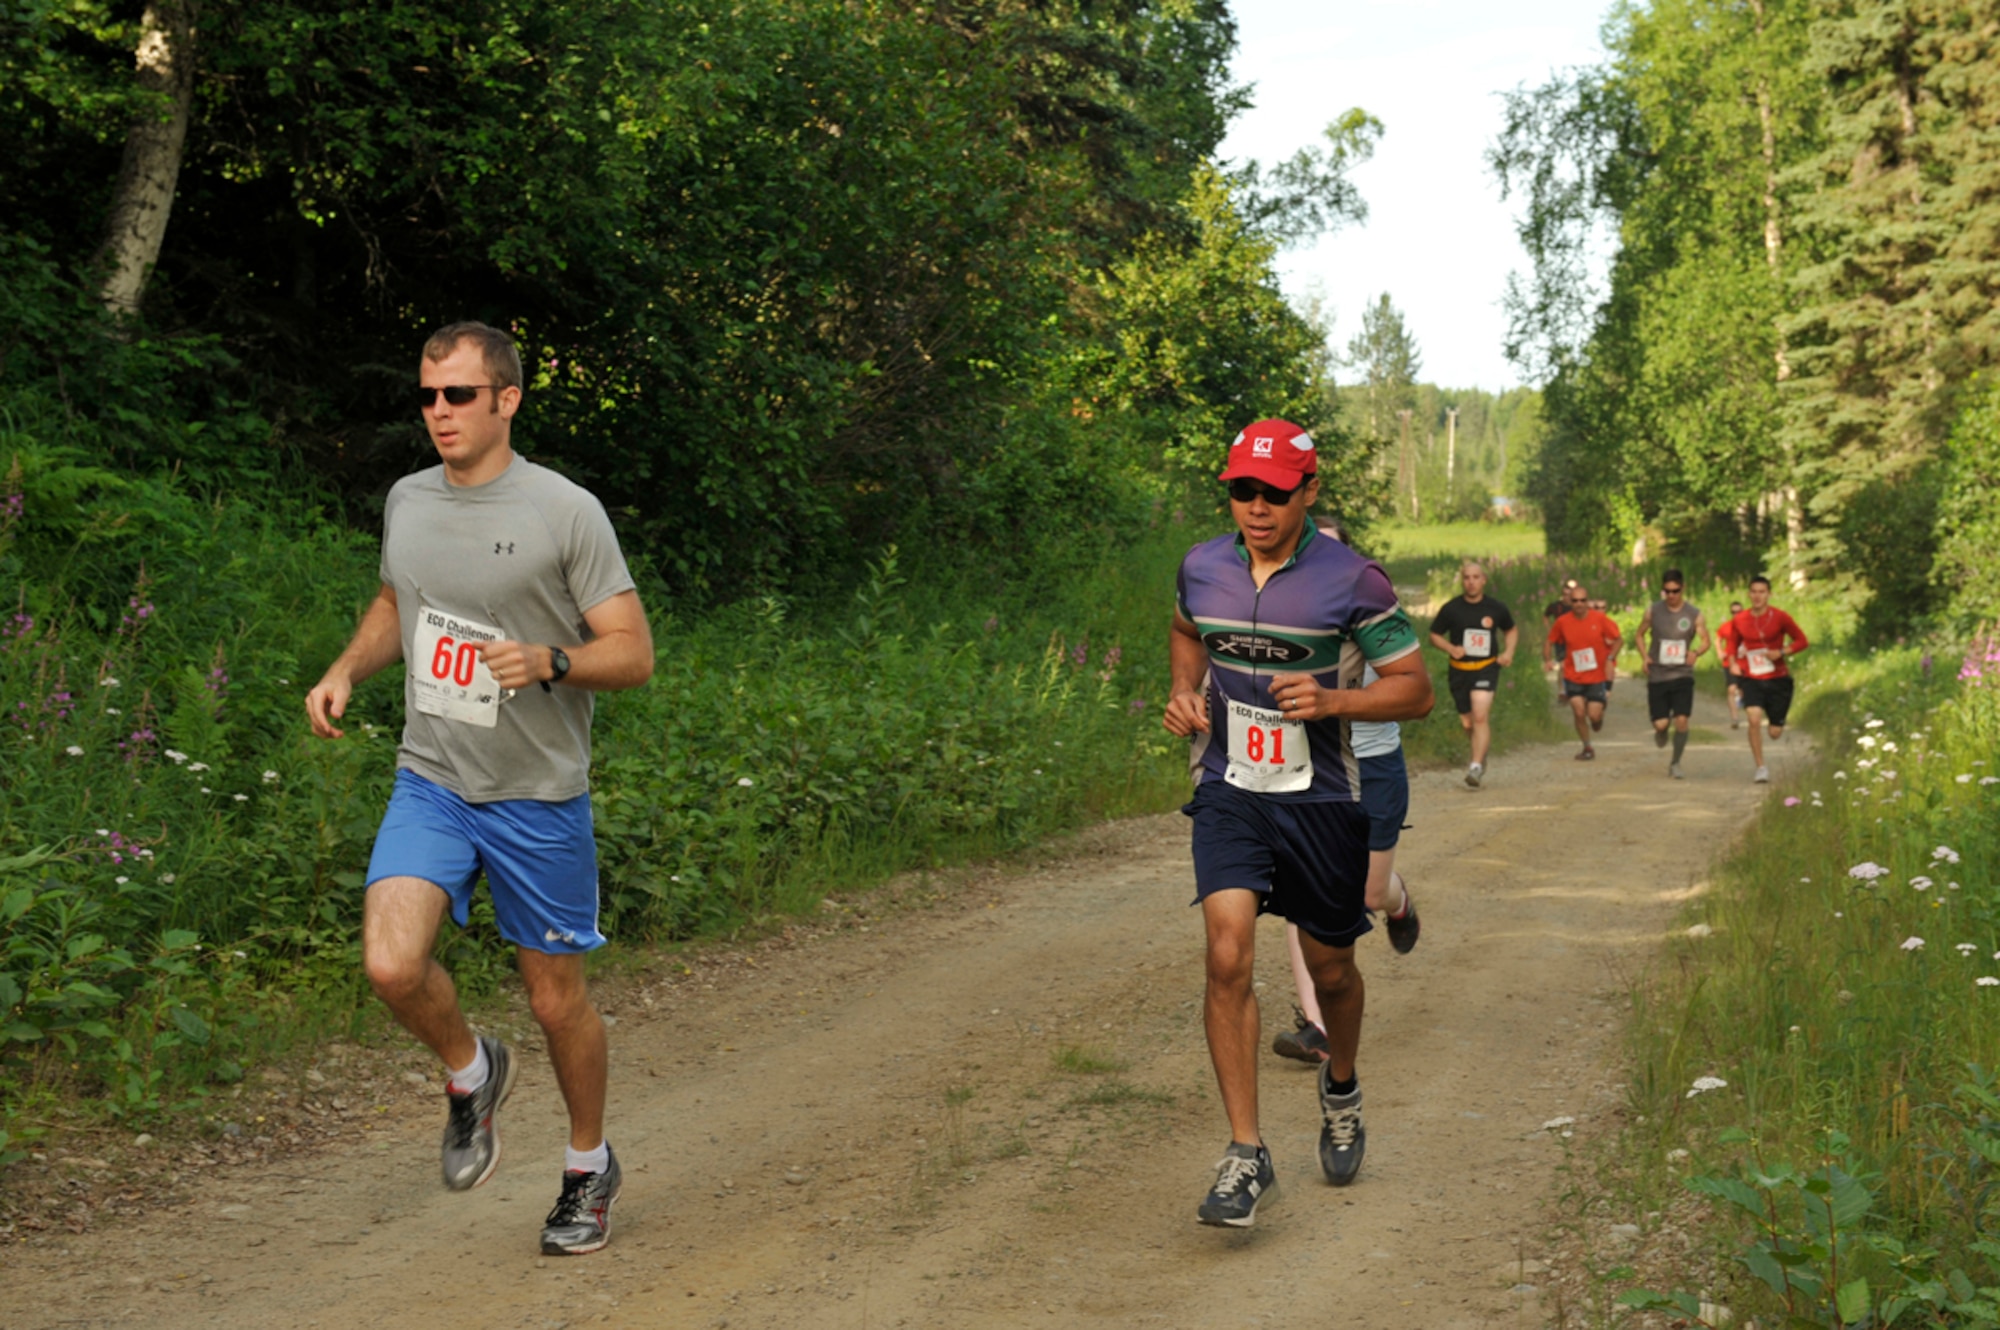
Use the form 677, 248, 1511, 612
1727, 576, 1809, 783
1543, 584, 1622, 760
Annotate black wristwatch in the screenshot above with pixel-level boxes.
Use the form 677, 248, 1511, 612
540, 646, 571, 693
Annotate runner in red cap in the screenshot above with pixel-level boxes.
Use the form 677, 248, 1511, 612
1168, 416, 1432, 1227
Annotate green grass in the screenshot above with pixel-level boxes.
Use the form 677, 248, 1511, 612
1052, 1045, 1127, 1075
1367, 519, 1546, 588
1599, 631, 2000, 1323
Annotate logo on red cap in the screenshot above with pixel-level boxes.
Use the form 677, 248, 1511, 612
1219, 417, 1317, 487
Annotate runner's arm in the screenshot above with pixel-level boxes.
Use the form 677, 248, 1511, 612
1274, 650, 1431, 722
1429, 629, 1464, 660
1499, 624, 1519, 667
1163, 610, 1211, 735
1783, 615, 1810, 657
305, 584, 403, 739
479, 589, 655, 692
1693, 611, 1712, 659
1634, 616, 1650, 662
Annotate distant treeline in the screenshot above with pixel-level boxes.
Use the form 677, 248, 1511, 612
1494, 0, 2000, 631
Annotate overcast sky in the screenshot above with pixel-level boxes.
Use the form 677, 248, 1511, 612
1216, 0, 1612, 391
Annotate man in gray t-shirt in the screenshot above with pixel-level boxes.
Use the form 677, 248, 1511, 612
306, 321, 654, 1257
1633, 568, 1710, 779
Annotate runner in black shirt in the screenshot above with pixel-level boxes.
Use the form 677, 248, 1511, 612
1426, 561, 1516, 788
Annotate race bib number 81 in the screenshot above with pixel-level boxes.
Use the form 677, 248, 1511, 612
1223, 698, 1313, 794
411, 604, 506, 728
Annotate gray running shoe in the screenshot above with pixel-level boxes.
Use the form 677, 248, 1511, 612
1465, 763, 1483, 789
1318, 1069, 1365, 1186
1754, 765, 1771, 784
441, 1035, 516, 1191
1197, 1142, 1276, 1227
542, 1146, 623, 1255
1272, 1007, 1330, 1063
1670, 762, 1685, 780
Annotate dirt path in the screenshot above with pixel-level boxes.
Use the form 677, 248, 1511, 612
0, 684, 1803, 1330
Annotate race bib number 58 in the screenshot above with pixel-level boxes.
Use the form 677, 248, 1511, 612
1463, 628, 1493, 658
1223, 698, 1313, 794
411, 604, 506, 728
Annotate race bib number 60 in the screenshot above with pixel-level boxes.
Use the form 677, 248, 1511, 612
411, 604, 506, 728
1223, 698, 1313, 794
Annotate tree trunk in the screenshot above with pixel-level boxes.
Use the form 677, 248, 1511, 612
1751, 0, 1806, 589
96, 0, 197, 318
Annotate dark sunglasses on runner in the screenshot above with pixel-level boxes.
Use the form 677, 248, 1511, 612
1662, 583, 1684, 594
1227, 478, 1303, 506
1568, 595, 1588, 604
413, 384, 500, 409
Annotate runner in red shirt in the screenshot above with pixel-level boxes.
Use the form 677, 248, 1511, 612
1727, 575, 1808, 784
1542, 583, 1622, 760
1715, 600, 1745, 729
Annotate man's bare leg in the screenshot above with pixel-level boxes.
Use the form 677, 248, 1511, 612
518, 949, 607, 1152
1467, 688, 1496, 768
1202, 890, 1262, 1146
363, 877, 477, 1070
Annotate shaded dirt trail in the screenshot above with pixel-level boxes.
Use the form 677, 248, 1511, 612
0, 685, 1803, 1330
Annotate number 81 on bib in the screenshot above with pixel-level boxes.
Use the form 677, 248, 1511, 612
1223, 698, 1314, 794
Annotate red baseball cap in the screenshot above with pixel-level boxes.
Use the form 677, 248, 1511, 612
1218, 418, 1318, 488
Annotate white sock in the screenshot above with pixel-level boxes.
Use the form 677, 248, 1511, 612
565, 1142, 610, 1174
447, 1041, 490, 1096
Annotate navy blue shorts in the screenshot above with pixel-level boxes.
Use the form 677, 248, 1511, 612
1563, 680, 1608, 704
1358, 750, 1409, 852
1183, 779, 1372, 948
367, 769, 604, 954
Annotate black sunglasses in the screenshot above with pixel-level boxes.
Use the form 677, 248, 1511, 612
1662, 584, 1684, 594
1227, 478, 1303, 505
413, 384, 500, 409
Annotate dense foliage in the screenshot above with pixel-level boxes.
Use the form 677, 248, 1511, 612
0, 0, 1383, 1136
1492, 0, 2000, 630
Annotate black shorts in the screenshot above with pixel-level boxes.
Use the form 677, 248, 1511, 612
1647, 677, 1696, 722
1447, 667, 1499, 715
1357, 750, 1410, 852
1562, 680, 1607, 704
1739, 674, 1795, 726
1184, 779, 1372, 948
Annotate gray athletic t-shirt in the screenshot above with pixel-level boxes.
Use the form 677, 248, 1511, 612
1645, 599, 1700, 682
380, 458, 636, 802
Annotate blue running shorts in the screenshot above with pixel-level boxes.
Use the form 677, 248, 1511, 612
1184, 779, 1373, 948
1357, 750, 1410, 853
366, 769, 604, 953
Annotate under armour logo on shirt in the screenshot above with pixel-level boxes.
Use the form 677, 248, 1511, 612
494, 541, 515, 555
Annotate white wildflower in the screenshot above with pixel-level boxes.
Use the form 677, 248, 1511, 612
1882, 741, 1898, 753
1934, 846, 1961, 864
1686, 923, 1714, 938
1866, 719, 1885, 729
104, 707, 120, 715
1901, 936, 1926, 952
100, 677, 119, 688
232, 794, 248, 802
1912, 876, 1934, 891
1958, 943, 1979, 954
1667, 1148, 1691, 1163
1835, 771, 1848, 780
1983, 777, 2000, 786
187, 762, 209, 772
262, 770, 279, 783
1981, 977, 2000, 988
160, 873, 175, 884
164, 749, 187, 763
1848, 862, 1890, 881
736, 777, 754, 787
64, 745, 83, 756
1686, 1076, 1728, 1098
1857, 735, 1878, 749
115, 876, 128, 885
1959, 774, 1974, 784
